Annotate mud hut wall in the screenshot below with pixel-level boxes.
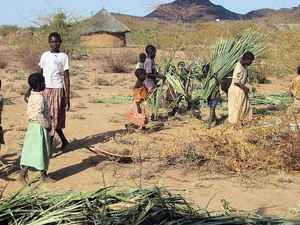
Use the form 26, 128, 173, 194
81, 32, 126, 47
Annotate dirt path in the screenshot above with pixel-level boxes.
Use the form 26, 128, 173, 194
0, 53, 300, 219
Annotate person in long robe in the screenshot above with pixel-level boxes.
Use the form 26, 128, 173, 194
228, 52, 254, 123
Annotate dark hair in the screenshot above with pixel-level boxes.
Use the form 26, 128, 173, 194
28, 73, 44, 89
145, 45, 156, 54
242, 51, 254, 61
139, 53, 146, 62
135, 68, 146, 79
298, 66, 300, 75
48, 32, 61, 42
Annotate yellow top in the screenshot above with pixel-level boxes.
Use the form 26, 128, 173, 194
134, 85, 148, 101
289, 76, 300, 99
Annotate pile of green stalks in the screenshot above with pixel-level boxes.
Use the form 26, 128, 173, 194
250, 92, 293, 107
1, 180, 298, 224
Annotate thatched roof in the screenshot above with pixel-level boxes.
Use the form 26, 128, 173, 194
81, 8, 131, 34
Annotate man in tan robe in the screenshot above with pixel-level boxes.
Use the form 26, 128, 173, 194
228, 52, 254, 123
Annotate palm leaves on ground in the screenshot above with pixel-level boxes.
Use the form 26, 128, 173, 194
199, 29, 267, 104
1, 184, 297, 224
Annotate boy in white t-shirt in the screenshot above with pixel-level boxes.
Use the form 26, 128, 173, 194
25, 32, 70, 151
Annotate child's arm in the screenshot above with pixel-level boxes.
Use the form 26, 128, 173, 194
147, 73, 166, 81
63, 70, 70, 110
234, 83, 249, 94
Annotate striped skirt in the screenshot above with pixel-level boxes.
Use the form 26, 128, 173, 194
43, 88, 66, 136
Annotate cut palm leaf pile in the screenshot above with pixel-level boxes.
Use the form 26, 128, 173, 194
0, 184, 298, 224
250, 92, 293, 106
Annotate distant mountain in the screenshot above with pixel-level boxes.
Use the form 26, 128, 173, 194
146, 0, 300, 23
146, 0, 245, 22
245, 5, 300, 23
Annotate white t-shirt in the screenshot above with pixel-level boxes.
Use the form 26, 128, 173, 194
39, 51, 70, 88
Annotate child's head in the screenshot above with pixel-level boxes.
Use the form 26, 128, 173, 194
135, 68, 146, 81
139, 53, 146, 63
242, 51, 254, 66
145, 45, 156, 59
202, 64, 210, 78
48, 32, 62, 52
28, 73, 45, 91
298, 66, 300, 75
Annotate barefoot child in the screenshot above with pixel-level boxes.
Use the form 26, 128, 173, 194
289, 66, 300, 113
24, 32, 70, 150
125, 68, 151, 130
203, 64, 220, 129
19, 73, 52, 185
136, 53, 146, 69
144, 45, 166, 92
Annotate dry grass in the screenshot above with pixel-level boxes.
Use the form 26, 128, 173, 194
0, 54, 8, 69
14, 46, 44, 72
100, 49, 139, 73
70, 114, 85, 120
100, 113, 300, 178
93, 77, 112, 86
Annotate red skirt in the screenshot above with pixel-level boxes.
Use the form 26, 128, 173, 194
125, 100, 151, 127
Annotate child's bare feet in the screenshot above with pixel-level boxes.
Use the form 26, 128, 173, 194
40, 173, 56, 183
18, 174, 28, 186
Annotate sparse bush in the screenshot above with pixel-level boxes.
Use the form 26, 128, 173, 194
15, 126, 27, 131
5, 68, 18, 74
4, 84, 15, 92
70, 114, 85, 120
93, 77, 111, 86
74, 103, 86, 109
101, 49, 138, 73
0, 54, 8, 69
14, 46, 44, 72
69, 91, 81, 99
0, 25, 18, 37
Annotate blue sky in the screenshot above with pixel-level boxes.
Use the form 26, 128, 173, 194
1, 0, 299, 27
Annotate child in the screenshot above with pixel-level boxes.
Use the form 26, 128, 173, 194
203, 64, 220, 129
228, 52, 254, 123
19, 73, 52, 185
289, 66, 300, 113
24, 32, 70, 150
144, 45, 166, 92
136, 53, 146, 69
125, 68, 151, 130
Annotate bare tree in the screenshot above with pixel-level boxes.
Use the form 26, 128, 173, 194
149, 2, 205, 23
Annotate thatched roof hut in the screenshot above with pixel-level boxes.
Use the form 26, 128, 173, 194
81, 8, 131, 47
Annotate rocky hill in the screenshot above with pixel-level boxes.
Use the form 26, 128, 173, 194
146, 0, 299, 23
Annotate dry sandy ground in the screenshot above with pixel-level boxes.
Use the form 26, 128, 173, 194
0, 45, 299, 219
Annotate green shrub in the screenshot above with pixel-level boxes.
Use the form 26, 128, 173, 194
0, 25, 18, 37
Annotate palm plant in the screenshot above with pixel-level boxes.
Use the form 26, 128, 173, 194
150, 48, 177, 120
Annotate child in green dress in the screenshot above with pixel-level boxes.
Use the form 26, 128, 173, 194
19, 73, 52, 185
